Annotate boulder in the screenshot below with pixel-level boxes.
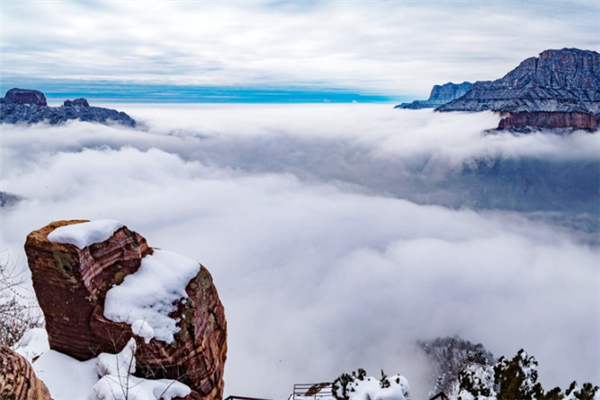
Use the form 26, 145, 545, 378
25, 220, 227, 400
0, 345, 53, 400
5, 88, 47, 106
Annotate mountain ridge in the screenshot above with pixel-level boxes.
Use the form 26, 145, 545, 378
0, 88, 136, 127
436, 48, 600, 130
395, 82, 473, 109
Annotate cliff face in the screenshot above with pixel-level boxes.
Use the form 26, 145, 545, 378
497, 111, 599, 131
0, 89, 136, 127
436, 48, 600, 130
395, 82, 473, 109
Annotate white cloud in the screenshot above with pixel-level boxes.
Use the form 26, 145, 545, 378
2, 1, 598, 96
1, 105, 598, 399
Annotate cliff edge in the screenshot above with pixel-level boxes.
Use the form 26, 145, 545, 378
395, 81, 473, 109
437, 48, 600, 131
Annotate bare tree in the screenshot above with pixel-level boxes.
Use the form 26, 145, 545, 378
0, 255, 43, 347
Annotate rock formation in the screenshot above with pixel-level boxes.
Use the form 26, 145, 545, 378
63, 98, 90, 108
0, 88, 136, 127
395, 82, 473, 109
24, 220, 227, 400
5, 88, 47, 106
0, 345, 53, 400
497, 111, 598, 131
436, 48, 600, 131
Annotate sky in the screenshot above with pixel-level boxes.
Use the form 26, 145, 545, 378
1, 105, 599, 399
1, 0, 599, 102
0, 0, 599, 399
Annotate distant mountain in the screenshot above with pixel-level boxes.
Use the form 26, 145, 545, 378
437, 48, 600, 131
395, 82, 473, 109
0, 88, 136, 127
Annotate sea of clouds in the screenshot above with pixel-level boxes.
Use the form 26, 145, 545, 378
1, 104, 598, 399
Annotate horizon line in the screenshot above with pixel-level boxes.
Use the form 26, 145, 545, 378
0, 80, 410, 104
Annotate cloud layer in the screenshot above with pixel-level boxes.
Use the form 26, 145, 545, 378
1, 105, 599, 399
3, 1, 599, 96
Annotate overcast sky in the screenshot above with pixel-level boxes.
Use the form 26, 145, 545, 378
1, 0, 599, 100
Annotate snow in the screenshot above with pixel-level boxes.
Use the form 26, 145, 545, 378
332, 374, 410, 400
131, 319, 155, 344
96, 338, 137, 380
104, 249, 201, 343
13, 327, 49, 363
34, 349, 99, 400
47, 219, 124, 249
26, 331, 191, 400
447, 363, 495, 400
348, 375, 410, 400
90, 338, 191, 400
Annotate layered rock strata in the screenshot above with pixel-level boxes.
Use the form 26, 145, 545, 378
0, 345, 53, 400
497, 111, 599, 131
0, 88, 136, 127
436, 48, 600, 131
395, 82, 473, 109
25, 220, 227, 400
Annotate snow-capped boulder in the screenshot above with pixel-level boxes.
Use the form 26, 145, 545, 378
0, 344, 53, 400
25, 220, 227, 400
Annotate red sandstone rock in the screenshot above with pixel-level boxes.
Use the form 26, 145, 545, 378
0, 345, 53, 400
25, 220, 227, 400
498, 111, 598, 131
25, 220, 151, 359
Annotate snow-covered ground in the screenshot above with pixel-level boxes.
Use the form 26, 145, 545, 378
17, 330, 190, 400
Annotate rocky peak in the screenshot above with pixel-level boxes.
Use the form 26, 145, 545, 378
429, 82, 473, 102
395, 81, 473, 109
1, 88, 136, 127
437, 48, 600, 114
491, 48, 600, 91
63, 98, 90, 108
436, 48, 600, 131
5, 88, 47, 106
